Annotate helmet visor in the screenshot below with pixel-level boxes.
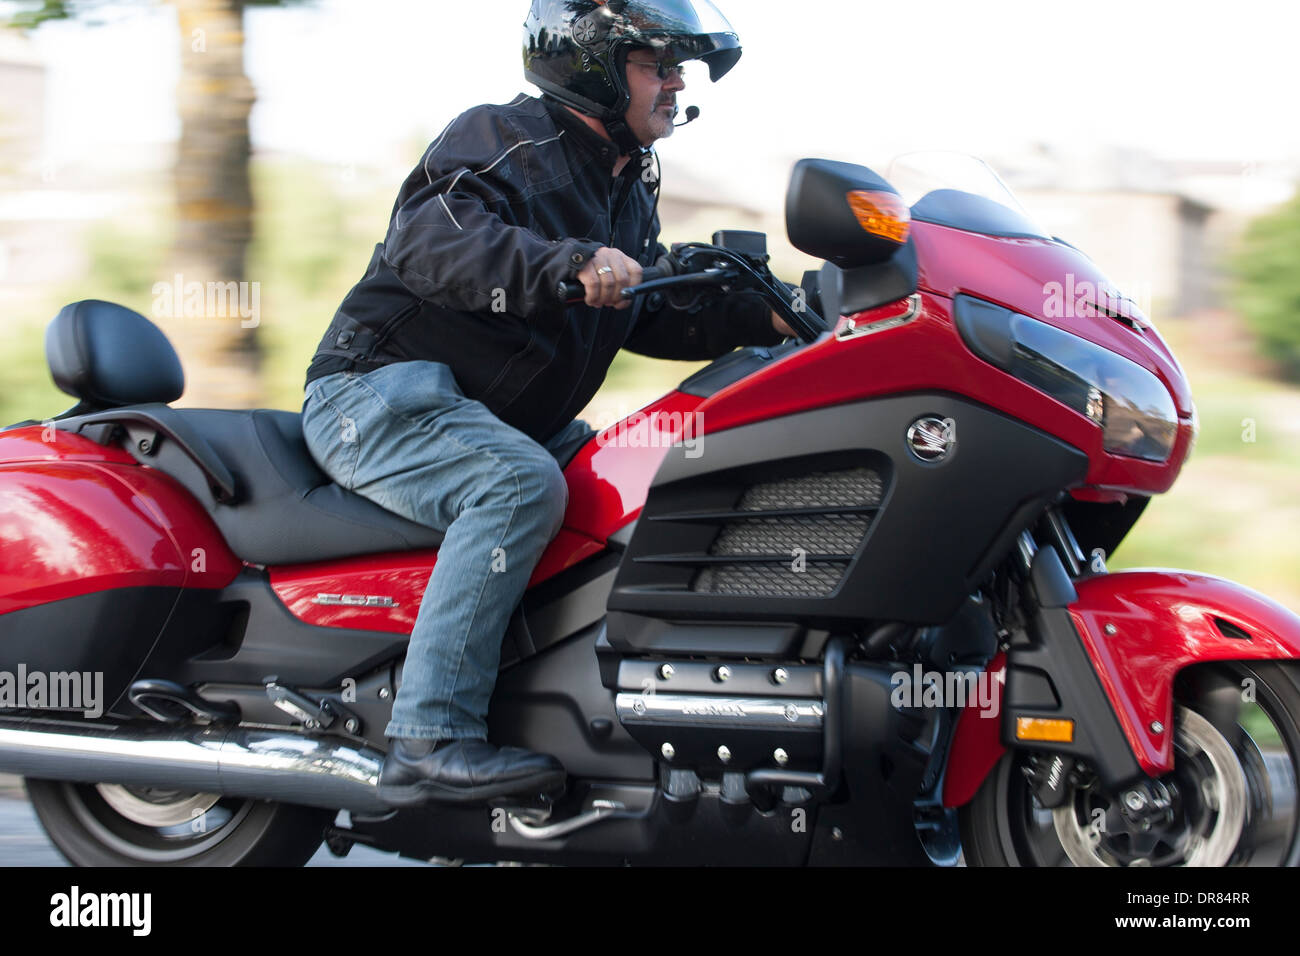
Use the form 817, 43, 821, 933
610, 0, 742, 81
614, 0, 736, 36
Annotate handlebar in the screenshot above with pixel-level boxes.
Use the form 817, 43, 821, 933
554, 242, 828, 344
556, 266, 665, 305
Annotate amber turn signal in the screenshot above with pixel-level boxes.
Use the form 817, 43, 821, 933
1015, 716, 1075, 743
846, 190, 910, 243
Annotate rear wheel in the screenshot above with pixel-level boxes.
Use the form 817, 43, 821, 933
960, 661, 1300, 867
25, 778, 333, 866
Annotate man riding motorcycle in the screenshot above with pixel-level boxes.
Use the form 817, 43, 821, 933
301, 0, 790, 806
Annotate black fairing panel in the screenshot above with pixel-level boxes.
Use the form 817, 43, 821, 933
489, 623, 654, 781
819, 240, 919, 318
0, 587, 180, 717
678, 341, 802, 398
607, 394, 1089, 641
807, 663, 937, 866
1060, 495, 1150, 564
136, 569, 410, 690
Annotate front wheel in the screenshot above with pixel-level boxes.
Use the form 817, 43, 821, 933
25, 779, 334, 866
960, 661, 1300, 867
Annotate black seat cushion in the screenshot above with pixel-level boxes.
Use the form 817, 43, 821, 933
46, 300, 185, 408
141, 408, 445, 565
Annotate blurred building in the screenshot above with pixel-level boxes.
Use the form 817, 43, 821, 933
0, 30, 88, 300
0, 31, 44, 179
0, 33, 158, 304
657, 142, 1299, 323
1001, 144, 1297, 320
1015, 188, 1215, 319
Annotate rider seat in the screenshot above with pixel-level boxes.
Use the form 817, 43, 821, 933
45, 299, 446, 565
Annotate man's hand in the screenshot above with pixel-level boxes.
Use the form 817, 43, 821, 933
578, 247, 643, 310
772, 310, 796, 337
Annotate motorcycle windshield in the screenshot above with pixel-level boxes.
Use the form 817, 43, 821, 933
886, 151, 1051, 240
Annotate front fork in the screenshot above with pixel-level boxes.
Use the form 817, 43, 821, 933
945, 505, 1300, 809
944, 515, 1144, 808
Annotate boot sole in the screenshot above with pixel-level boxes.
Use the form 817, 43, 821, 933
378, 768, 566, 808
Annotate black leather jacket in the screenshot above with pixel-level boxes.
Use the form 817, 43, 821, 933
305, 93, 783, 443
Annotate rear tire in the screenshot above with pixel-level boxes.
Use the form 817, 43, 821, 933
25, 778, 333, 867
959, 660, 1300, 867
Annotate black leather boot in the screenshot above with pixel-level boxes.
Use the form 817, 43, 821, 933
377, 737, 566, 807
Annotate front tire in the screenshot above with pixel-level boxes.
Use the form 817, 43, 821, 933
959, 660, 1300, 867
25, 779, 333, 866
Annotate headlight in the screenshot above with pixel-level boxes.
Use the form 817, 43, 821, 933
954, 294, 1178, 462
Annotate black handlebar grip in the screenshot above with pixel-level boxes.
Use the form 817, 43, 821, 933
557, 279, 585, 304
557, 266, 664, 305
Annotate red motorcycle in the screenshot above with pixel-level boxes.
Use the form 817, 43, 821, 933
2, 153, 1297, 867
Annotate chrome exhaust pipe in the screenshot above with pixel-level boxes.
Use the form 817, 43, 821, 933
0, 717, 388, 814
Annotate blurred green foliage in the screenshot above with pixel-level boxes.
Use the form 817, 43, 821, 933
1233, 187, 1300, 382
1110, 316, 1300, 611
250, 158, 390, 411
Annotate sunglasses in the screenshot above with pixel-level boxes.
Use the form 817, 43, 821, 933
626, 58, 687, 81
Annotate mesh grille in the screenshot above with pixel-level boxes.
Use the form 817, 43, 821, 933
692, 468, 884, 597
693, 561, 850, 597
735, 468, 884, 511
710, 514, 871, 556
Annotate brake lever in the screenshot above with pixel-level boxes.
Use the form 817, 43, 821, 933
619, 268, 735, 300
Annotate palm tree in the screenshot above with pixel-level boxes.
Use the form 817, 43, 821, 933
7, 0, 309, 408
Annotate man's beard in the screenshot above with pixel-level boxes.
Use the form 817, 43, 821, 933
649, 100, 677, 139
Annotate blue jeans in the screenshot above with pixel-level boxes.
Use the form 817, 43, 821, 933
301, 361, 595, 741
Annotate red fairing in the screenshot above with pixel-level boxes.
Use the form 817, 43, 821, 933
269, 528, 605, 632
0, 456, 240, 616
909, 223, 1193, 417
943, 652, 1008, 808
0, 425, 137, 466
691, 292, 1193, 496
270, 550, 438, 633
561, 390, 705, 543
99, 463, 242, 589
1069, 570, 1300, 776
541, 221, 1197, 547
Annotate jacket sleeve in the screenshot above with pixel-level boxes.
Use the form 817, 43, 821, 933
380, 106, 602, 319
623, 244, 791, 360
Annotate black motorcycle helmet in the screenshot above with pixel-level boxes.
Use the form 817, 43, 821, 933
523, 0, 742, 154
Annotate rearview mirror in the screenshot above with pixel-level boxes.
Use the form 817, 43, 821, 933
786, 158, 910, 268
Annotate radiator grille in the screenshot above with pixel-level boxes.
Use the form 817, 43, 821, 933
690, 468, 884, 597
734, 468, 884, 511
710, 514, 871, 556
694, 560, 851, 597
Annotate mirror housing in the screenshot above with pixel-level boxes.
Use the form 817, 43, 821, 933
786, 158, 909, 268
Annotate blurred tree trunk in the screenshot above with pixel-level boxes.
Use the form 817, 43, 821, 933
164, 0, 262, 408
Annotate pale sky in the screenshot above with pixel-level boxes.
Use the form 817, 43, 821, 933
9, 0, 1300, 192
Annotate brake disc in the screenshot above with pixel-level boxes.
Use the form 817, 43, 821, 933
1052, 706, 1247, 867
95, 783, 222, 828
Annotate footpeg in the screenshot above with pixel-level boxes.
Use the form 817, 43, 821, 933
502, 799, 626, 841
263, 676, 359, 733
488, 791, 554, 822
